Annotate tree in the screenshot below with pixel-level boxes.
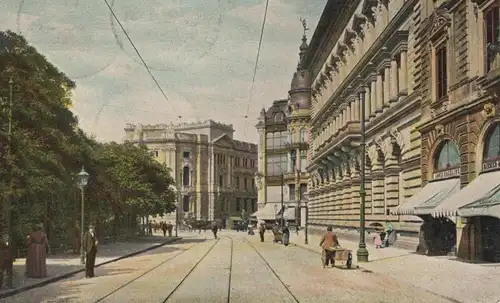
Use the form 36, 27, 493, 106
0, 31, 176, 249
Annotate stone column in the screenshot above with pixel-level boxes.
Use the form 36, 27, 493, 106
383, 66, 391, 107
354, 96, 360, 121
399, 50, 408, 93
390, 57, 399, 102
376, 73, 384, 112
383, 139, 400, 216
346, 104, 352, 124
364, 86, 371, 120
370, 80, 377, 117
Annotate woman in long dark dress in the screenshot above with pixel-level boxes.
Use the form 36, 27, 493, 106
26, 224, 50, 278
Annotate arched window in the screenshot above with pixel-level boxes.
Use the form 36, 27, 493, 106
484, 124, 500, 161
182, 195, 190, 212
434, 140, 460, 171
300, 128, 307, 143
274, 112, 284, 122
183, 166, 190, 186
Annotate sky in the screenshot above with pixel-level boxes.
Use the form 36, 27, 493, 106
1, 0, 325, 143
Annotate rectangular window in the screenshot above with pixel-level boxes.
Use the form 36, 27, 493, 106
244, 178, 248, 189
219, 175, 223, 187
251, 178, 255, 189
266, 155, 287, 176
236, 176, 240, 189
300, 184, 307, 200
486, 5, 500, 72
289, 184, 296, 201
236, 198, 241, 211
436, 47, 448, 100
266, 133, 274, 149
300, 156, 307, 173
183, 151, 190, 159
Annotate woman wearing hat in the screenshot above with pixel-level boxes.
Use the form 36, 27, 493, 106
26, 223, 50, 278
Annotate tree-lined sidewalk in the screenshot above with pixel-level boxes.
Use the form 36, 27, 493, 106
0, 235, 181, 299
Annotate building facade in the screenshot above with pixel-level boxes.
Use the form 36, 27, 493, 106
398, 0, 500, 262
124, 120, 257, 228
306, 0, 422, 235
253, 33, 311, 225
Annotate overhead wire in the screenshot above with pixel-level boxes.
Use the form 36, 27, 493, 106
243, 0, 270, 137
102, 0, 177, 114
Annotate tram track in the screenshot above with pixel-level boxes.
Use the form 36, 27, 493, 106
93, 236, 209, 303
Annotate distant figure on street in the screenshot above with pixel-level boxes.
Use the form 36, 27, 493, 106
319, 226, 339, 268
83, 224, 98, 278
282, 223, 290, 246
259, 223, 266, 242
0, 232, 13, 289
373, 231, 383, 248
211, 222, 218, 239
167, 222, 173, 237
148, 222, 153, 236
26, 223, 50, 278
161, 222, 167, 237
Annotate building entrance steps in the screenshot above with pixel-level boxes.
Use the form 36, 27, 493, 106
0, 234, 185, 299
290, 231, 500, 303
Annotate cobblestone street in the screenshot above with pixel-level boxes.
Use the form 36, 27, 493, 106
1, 231, 462, 303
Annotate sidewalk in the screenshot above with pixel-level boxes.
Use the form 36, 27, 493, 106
290, 231, 500, 303
0, 235, 182, 299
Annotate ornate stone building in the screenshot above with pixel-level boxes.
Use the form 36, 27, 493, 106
253, 32, 311, 225
306, 0, 422, 234
397, 0, 500, 262
124, 120, 257, 228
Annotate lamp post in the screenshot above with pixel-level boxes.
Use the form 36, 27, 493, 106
303, 192, 309, 245
76, 167, 89, 265
356, 88, 369, 263
274, 204, 278, 222
280, 172, 284, 227
4, 78, 13, 243
176, 168, 183, 237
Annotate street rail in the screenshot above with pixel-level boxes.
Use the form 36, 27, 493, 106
162, 236, 232, 302
93, 236, 209, 302
244, 237, 300, 303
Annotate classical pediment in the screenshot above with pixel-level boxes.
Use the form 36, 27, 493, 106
429, 8, 451, 42
212, 133, 235, 148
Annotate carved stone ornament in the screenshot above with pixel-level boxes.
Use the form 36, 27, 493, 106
389, 128, 405, 152
435, 124, 444, 135
484, 102, 496, 118
367, 144, 379, 163
254, 172, 264, 190
430, 8, 451, 42
381, 137, 394, 158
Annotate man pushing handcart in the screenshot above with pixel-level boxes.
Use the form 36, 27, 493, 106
320, 226, 353, 269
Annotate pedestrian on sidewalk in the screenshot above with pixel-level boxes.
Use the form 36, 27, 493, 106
161, 222, 167, 237
320, 226, 339, 268
259, 222, 266, 242
0, 232, 13, 289
26, 223, 50, 278
83, 224, 99, 278
211, 222, 218, 240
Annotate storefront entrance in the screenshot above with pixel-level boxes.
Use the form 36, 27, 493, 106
479, 216, 500, 262
418, 216, 456, 256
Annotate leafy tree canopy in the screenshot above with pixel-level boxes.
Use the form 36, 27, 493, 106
0, 31, 176, 247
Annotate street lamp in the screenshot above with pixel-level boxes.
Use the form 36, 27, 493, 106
4, 78, 13, 243
274, 204, 278, 222
303, 192, 309, 245
356, 88, 369, 263
75, 166, 89, 265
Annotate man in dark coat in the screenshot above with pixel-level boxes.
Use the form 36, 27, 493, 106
0, 232, 13, 289
83, 224, 98, 278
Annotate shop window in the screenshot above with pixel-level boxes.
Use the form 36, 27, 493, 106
434, 140, 460, 171
484, 124, 500, 161
435, 47, 448, 100
486, 2, 500, 72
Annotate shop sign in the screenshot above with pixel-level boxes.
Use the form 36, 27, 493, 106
433, 168, 461, 180
482, 160, 500, 172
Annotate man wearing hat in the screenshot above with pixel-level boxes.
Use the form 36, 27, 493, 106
83, 224, 98, 278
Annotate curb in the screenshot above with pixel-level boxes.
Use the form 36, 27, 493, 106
0, 237, 182, 299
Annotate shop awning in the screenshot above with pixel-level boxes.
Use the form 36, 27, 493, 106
395, 178, 460, 216
433, 170, 500, 218
228, 216, 242, 221
458, 187, 500, 219
251, 203, 279, 220
281, 207, 295, 220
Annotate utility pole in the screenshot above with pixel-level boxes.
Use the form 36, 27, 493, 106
295, 169, 300, 234
280, 172, 284, 227
356, 88, 369, 262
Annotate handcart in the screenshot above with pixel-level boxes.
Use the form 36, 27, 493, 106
272, 229, 283, 243
322, 246, 352, 269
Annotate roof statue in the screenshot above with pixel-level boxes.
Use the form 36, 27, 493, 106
300, 17, 309, 38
